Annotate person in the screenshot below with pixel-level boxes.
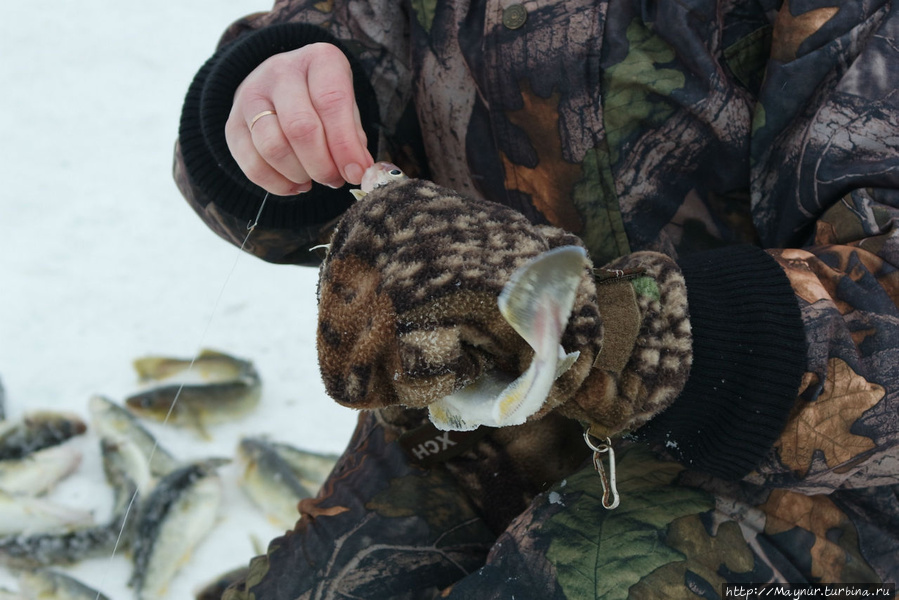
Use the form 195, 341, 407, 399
175, 0, 899, 597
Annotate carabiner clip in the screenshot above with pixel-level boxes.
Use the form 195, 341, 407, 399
583, 431, 620, 509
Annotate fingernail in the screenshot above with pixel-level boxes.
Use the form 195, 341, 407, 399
292, 183, 312, 195
345, 163, 364, 184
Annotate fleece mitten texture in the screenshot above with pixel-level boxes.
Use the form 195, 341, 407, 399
316, 177, 693, 438
316, 178, 601, 415
562, 253, 693, 437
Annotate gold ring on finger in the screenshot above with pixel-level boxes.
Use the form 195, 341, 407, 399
250, 110, 277, 131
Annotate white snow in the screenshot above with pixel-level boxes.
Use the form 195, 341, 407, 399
0, 1, 359, 597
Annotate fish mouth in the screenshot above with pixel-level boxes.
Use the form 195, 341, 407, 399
426, 246, 587, 431
360, 161, 404, 192
351, 162, 407, 200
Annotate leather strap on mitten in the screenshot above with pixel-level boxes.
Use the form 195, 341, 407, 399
560, 252, 693, 438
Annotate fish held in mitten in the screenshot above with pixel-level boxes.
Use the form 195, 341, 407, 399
317, 169, 693, 437
316, 175, 602, 430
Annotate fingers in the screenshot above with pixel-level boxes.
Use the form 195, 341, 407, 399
274, 75, 347, 189
305, 49, 372, 184
225, 44, 373, 196
226, 109, 311, 196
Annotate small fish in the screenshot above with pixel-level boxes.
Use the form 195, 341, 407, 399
270, 443, 339, 492
236, 437, 337, 529
349, 162, 407, 200
130, 459, 227, 600
0, 438, 140, 568
429, 246, 586, 430
0, 491, 94, 537
99, 434, 153, 495
18, 569, 111, 600
125, 352, 261, 439
125, 379, 260, 440
88, 395, 178, 478
0, 412, 87, 461
133, 348, 251, 382
0, 444, 82, 496
193, 566, 249, 600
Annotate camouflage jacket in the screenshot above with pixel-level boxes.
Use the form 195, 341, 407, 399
175, 0, 899, 591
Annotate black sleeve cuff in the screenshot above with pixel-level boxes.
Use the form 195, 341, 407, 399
634, 244, 807, 480
178, 23, 380, 230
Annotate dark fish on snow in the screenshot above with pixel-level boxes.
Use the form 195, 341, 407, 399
0, 438, 140, 568
236, 437, 338, 529
133, 348, 251, 382
18, 568, 112, 600
130, 458, 227, 600
89, 394, 178, 478
0, 491, 93, 538
0, 412, 86, 461
125, 350, 261, 439
0, 444, 82, 496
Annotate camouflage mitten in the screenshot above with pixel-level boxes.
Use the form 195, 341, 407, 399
316, 175, 692, 442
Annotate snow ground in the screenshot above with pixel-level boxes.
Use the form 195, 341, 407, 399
0, 1, 359, 597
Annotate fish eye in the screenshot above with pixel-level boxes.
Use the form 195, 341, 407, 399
389, 169, 402, 176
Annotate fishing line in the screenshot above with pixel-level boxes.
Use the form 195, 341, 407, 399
97, 192, 270, 598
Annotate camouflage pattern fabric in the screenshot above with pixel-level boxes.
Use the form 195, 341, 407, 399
223, 410, 895, 599
175, 0, 899, 595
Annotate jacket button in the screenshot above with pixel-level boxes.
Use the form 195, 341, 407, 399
502, 4, 527, 29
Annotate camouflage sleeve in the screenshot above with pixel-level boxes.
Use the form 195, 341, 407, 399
739, 2, 899, 493
173, 0, 420, 265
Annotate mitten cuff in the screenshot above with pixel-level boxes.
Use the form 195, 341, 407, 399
634, 245, 805, 480
562, 252, 692, 437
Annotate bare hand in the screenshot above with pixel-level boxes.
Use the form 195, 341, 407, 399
225, 43, 374, 195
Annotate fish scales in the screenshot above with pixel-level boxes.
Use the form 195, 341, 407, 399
0, 523, 123, 569
0, 439, 140, 568
0, 444, 82, 496
125, 360, 261, 438
0, 492, 94, 538
126, 379, 260, 424
89, 395, 179, 478
133, 348, 253, 382
237, 438, 314, 529
0, 412, 86, 461
19, 568, 112, 600
130, 459, 226, 599
268, 441, 339, 491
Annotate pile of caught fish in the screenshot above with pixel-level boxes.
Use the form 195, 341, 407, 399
0, 351, 338, 599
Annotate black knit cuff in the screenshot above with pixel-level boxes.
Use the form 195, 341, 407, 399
634, 245, 806, 480
178, 23, 380, 230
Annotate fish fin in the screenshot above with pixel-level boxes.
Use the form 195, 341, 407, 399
349, 189, 367, 201
132, 357, 176, 380
490, 246, 586, 426
429, 371, 512, 430
428, 401, 473, 432
188, 412, 212, 441
427, 247, 586, 431
556, 346, 580, 378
